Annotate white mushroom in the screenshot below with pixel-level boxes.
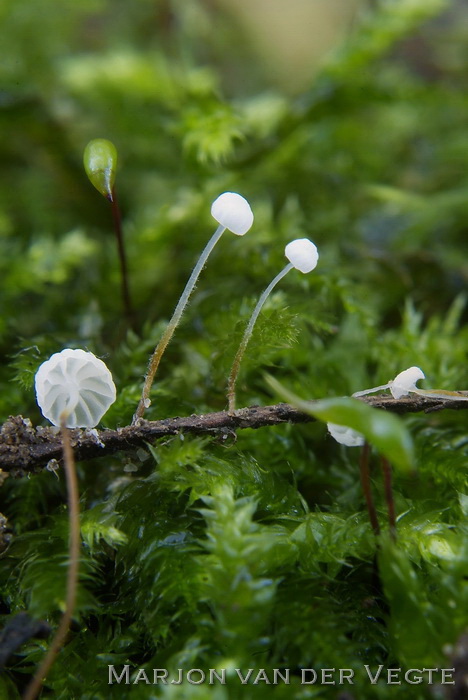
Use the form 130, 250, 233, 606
227, 238, 319, 411
353, 366, 425, 399
388, 366, 425, 399
35, 349, 117, 428
285, 238, 319, 273
134, 192, 254, 421
211, 192, 254, 236
327, 422, 365, 447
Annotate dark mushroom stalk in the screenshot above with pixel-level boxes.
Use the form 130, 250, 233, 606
24, 350, 116, 700
328, 425, 396, 538
22, 420, 79, 700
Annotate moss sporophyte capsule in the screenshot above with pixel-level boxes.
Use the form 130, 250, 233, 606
83, 138, 118, 201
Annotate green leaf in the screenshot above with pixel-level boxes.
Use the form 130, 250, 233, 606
266, 375, 414, 474
378, 536, 436, 666
0, 674, 20, 699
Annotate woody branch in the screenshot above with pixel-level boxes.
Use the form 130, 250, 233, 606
1, 393, 467, 477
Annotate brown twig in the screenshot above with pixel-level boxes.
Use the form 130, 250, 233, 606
1, 394, 467, 477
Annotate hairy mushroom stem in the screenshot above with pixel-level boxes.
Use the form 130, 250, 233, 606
133, 192, 254, 423
227, 237, 319, 412
227, 263, 293, 412
133, 223, 226, 422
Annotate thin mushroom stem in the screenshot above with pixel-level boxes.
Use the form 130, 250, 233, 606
227, 263, 294, 412
380, 457, 396, 540
22, 420, 80, 700
352, 384, 390, 398
359, 442, 380, 536
134, 224, 226, 422
110, 187, 134, 329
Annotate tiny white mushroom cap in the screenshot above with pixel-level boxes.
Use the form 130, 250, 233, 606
211, 192, 254, 235
328, 422, 365, 447
285, 238, 319, 273
389, 366, 425, 399
35, 349, 117, 428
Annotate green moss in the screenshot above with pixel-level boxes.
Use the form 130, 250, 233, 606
0, 0, 467, 697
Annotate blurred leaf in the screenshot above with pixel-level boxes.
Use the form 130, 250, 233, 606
266, 376, 414, 474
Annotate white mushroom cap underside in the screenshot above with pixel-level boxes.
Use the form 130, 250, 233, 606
35, 349, 116, 428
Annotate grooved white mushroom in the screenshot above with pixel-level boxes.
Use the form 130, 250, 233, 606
327, 422, 365, 447
133, 192, 254, 422
35, 349, 117, 428
227, 237, 319, 411
29, 349, 111, 697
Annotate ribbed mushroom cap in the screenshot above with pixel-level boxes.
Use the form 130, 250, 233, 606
35, 349, 116, 428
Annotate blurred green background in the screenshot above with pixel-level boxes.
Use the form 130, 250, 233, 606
0, 1, 467, 698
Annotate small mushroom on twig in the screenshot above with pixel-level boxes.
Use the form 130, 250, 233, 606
227, 238, 319, 412
133, 192, 254, 422
24, 349, 116, 700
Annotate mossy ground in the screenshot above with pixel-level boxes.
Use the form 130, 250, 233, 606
0, 1, 467, 698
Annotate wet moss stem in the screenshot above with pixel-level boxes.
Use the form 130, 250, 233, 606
110, 188, 134, 329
